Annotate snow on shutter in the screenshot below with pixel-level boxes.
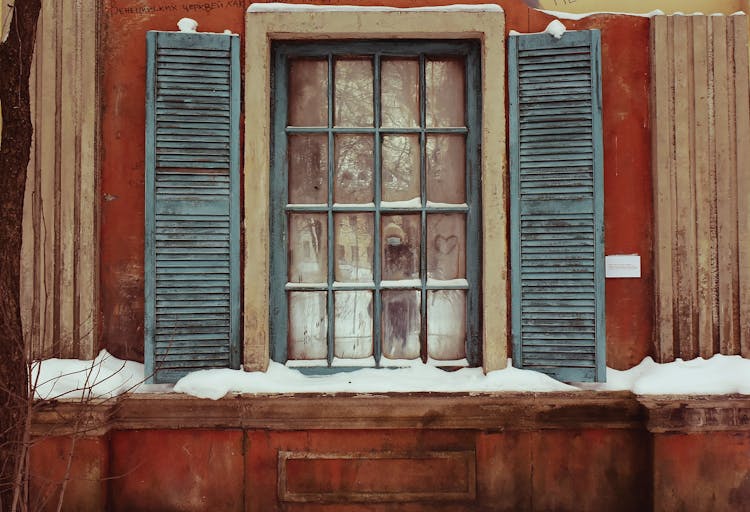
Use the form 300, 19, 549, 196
144, 31, 241, 383
509, 29, 606, 382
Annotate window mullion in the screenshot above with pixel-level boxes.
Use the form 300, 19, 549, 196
326, 53, 335, 367
419, 53, 428, 364
373, 53, 383, 367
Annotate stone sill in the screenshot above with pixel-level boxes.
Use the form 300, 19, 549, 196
30, 391, 750, 437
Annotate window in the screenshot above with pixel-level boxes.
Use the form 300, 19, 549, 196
270, 41, 481, 370
244, 5, 507, 373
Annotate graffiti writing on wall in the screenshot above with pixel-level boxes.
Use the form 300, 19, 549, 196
105, 1, 245, 16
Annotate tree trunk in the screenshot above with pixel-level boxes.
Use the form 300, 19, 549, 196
0, 1, 41, 510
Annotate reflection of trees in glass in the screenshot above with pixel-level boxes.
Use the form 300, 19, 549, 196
382, 135, 419, 201
334, 59, 374, 126
288, 292, 327, 359
426, 59, 465, 127
381, 59, 419, 128
335, 291, 373, 358
289, 135, 327, 204
288, 59, 327, 126
334, 135, 373, 203
289, 215, 326, 283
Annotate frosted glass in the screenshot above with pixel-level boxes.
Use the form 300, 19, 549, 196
381, 214, 420, 281
427, 135, 466, 204
426, 58, 465, 128
427, 214, 466, 280
288, 213, 327, 283
334, 291, 373, 358
382, 290, 421, 360
288, 59, 327, 127
288, 134, 328, 205
381, 58, 419, 128
334, 58, 374, 127
288, 291, 328, 360
427, 290, 466, 360
334, 213, 374, 283
334, 135, 374, 204
382, 135, 420, 203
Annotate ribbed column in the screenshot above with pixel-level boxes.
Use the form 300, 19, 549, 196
21, 0, 99, 360
651, 13, 750, 362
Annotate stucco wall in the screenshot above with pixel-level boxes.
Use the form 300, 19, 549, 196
97, 0, 654, 369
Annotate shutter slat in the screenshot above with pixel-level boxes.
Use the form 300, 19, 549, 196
510, 30, 606, 383
145, 30, 240, 384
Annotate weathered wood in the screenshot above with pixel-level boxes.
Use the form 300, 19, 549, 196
651, 14, 750, 361
651, 15, 675, 362
733, 14, 750, 358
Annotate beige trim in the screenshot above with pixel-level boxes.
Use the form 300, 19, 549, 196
244, 8, 507, 372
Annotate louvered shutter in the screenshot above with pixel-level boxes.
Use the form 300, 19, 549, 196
144, 31, 240, 384
509, 29, 606, 382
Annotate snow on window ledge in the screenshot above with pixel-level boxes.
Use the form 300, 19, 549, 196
30, 350, 750, 401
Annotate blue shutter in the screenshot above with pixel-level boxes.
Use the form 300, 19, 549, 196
144, 31, 241, 383
509, 30, 606, 382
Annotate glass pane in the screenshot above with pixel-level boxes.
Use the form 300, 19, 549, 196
382, 135, 420, 203
334, 213, 373, 283
288, 214, 328, 283
288, 134, 328, 205
334, 135, 374, 204
382, 290, 421, 360
427, 135, 466, 204
427, 214, 466, 280
381, 58, 419, 128
334, 58, 374, 127
427, 290, 466, 360
289, 59, 327, 127
334, 291, 373, 358
288, 291, 328, 360
382, 214, 420, 281
426, 58, 465, 128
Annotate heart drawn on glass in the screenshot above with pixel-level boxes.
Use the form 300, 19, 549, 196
435, 235, 458, 255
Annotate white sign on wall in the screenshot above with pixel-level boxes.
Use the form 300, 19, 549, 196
605, 254, 641, 278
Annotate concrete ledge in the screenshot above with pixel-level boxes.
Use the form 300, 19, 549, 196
30, 392, 750, 435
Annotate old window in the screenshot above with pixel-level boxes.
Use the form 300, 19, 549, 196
270, 41, 482, 370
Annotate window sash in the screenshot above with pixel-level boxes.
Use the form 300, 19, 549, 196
270, 40, 482, 369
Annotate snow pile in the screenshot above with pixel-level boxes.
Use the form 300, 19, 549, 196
177, 18, 198, 33
247, 3, 503, 13
32, 350, 145, 400
601, 354, 750, 395
545, 20, 566, 39
173, 361, 576, 400
539, 9, 665, 20
31, 352, 750, 400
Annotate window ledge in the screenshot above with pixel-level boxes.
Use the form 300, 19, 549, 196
30, 392, 750, 436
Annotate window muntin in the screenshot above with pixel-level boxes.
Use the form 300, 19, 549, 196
271, 41, 481, 370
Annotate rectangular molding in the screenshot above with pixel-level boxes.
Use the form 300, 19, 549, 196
651, 13, 750, 362
21, 0, 99, 360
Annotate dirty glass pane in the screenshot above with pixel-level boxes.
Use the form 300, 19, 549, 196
381, 214, 420, 281
334, 291, 373, 358
288, 58, 328, 127
334, 213, 374, 283
426, 134, 466, 204
381, 58, 419, 128
427, 214, 466, 280
427, 290, 466, 360
426, 58, 465, 128
288, 291, 328, 360
382, 290, 421, 360
288, 213, 328, 283
334, 135, 374, 204
382, 135, 420, 203
288, 134, 328, 205
334, 58, 374, 127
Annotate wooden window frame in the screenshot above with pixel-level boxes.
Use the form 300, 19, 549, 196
244, 6, 507, 373
270, 40, 482, 370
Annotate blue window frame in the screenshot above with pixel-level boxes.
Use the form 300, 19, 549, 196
270, 40, 482, 371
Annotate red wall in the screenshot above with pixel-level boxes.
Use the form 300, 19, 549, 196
99, 0, 653, 369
